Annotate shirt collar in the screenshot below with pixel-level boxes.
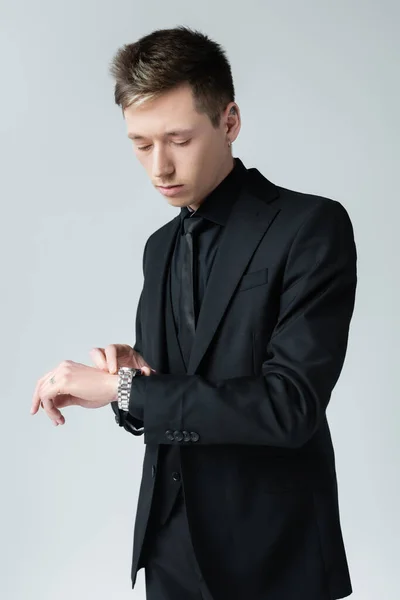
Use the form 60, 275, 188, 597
179, 157, 247, 233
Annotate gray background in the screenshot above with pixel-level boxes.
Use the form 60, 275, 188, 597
1, 1, 399, 598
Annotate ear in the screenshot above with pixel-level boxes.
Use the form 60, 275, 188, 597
224, 103, 241, 144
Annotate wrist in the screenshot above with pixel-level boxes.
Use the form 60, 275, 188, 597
108, 373, 119, 403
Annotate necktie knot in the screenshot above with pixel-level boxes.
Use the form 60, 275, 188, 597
183, 215, 204, 236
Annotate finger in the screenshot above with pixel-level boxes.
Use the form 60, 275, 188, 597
31, 371, 52, 415
141, 367, 152, 377
42, 396, 64, 426
90, 348, 108, 371
104, 345, 118, 374
41, 389, 65, 424
132, 351, 151, 370
40, 373, 65, 425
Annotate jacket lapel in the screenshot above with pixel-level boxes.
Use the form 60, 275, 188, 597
142, 167, 280, 377
141, 216, 181, 374
187, 169, 280, 375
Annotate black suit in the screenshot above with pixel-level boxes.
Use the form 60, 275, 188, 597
112, 157, 357, 600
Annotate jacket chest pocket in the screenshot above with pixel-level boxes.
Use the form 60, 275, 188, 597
237, 267, 269, 292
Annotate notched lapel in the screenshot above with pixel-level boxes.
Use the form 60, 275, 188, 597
187, 171, 280, 375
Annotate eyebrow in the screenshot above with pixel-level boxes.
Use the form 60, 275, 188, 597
127, 129, 193, 141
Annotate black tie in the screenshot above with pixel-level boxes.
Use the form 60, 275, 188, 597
179, 214, 204, 367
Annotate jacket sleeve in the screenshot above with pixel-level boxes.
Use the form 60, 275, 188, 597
136, 200, 357, 449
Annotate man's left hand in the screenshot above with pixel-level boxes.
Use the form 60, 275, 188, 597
30, 360, 151, 427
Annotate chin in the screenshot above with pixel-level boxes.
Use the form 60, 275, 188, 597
168, 197, 192, 207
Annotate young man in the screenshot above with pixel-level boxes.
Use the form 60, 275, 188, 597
31, 26, 357, 600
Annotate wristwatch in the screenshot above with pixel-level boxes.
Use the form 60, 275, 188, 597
117, 366, 143, 412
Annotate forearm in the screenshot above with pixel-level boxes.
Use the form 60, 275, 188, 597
141, 369, 323, 448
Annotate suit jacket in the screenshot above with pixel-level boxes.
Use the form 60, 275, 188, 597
112, 162, 357, 600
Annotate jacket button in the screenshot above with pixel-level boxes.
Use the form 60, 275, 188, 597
182, 430, 191, 442
152, 465, 156, 478
172, 472, 181, 482
165, 430, 175, 441
190, 431, 200, 442
114, 414, 120, 425
173, 430, 184, 442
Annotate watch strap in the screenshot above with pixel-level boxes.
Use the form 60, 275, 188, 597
117, 367, 142, 412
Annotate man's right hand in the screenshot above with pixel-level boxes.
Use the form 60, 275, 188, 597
89, 344, 155, 375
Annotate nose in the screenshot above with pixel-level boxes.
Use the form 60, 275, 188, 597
152, 146, 174, 181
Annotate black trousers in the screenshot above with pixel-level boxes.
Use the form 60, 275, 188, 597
143, 489, 214, 600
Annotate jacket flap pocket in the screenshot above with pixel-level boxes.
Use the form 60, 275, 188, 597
238, 267, 269, 292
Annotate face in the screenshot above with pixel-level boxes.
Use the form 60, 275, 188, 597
123, 82, 240, 211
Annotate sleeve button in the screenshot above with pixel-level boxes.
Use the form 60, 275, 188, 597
174, 430, 184, 442
190, 431, 200, 442
165, 429, 175, 441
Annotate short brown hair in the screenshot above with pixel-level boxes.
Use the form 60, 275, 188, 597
109, 26, 235, 128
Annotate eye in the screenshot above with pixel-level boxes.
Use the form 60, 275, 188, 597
136, 140, 190, 151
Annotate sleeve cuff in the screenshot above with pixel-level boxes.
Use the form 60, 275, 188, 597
128, 373, 147, 421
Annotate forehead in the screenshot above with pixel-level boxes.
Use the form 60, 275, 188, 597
124, 83, 208, 139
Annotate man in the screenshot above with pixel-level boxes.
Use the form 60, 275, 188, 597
31, 26, 357, 600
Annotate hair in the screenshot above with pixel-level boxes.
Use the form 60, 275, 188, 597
109, 26, 235, 128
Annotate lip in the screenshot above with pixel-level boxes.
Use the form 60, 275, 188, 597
157, 185, 184, 197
